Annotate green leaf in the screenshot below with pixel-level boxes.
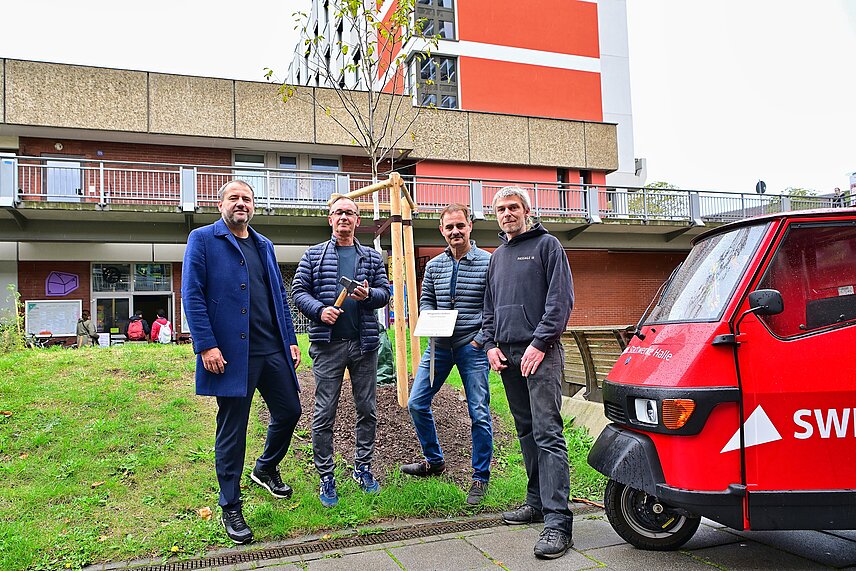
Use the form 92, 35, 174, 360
342, 45, 349, 55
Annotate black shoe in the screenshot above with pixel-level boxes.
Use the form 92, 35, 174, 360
466, 480, 488, 505
534, 527, 573, 559
251, 466, 293, 499
502, 504, 544, 525
400, 459, 446, 477
221, 508, 253, 544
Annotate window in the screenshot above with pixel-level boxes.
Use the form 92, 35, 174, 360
133, 264, 172, 292
756, 223, 856, 337
234, 153, 266, 198
647, 224, 768, 323
92, 264, 172, 293
310, 157, 339, 200
415, 0, 455, 40
93, 264, 131, 292
414, 55, 458, 109
278, 155, 298, 199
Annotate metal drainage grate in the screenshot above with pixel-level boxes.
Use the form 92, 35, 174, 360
127, 517, 505, 571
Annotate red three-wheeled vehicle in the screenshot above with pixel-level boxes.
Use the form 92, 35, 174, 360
588, 208, 856, 549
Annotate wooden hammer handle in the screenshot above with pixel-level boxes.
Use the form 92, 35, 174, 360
333, 287, 349, 310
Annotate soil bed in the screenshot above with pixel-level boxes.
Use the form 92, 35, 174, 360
261, 371, 512, 486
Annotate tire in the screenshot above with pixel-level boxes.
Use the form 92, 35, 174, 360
604, 479, 700, 551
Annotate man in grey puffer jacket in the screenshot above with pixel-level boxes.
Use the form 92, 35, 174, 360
400, 203, 493, 505
483, 186, 575, 560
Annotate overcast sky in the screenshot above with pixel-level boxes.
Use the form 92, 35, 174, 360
1, 0, 853, 195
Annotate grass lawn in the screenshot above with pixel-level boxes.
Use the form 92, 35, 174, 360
0, 337, 605, 570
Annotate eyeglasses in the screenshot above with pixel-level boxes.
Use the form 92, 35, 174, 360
330, 209, 358, 217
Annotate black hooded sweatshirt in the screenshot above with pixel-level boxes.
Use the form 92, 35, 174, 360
482, 223, 574, 352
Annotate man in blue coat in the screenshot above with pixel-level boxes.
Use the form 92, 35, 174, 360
182, 180, 302, 545
292, 196, 390, 508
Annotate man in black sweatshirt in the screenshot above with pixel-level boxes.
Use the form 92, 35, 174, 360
482, 186, 574, 560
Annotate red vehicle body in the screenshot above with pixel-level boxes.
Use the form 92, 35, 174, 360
588, 208, 856, 550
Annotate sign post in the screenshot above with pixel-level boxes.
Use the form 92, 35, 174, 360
413, 310, 458, 387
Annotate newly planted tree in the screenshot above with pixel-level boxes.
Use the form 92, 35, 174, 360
269, 0, 442, 183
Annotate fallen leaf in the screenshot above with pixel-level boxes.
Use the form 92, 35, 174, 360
91, 481, 105, 488
321, 533, 333, 541
170, 546, 179, 553
19, 453, 28, 460
0, 411, 12, 417
197, 506, 212, 521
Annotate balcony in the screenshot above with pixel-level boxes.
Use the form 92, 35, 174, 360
0, 156, 838, 225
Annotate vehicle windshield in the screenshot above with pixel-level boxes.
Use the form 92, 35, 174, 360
648, 223, 769, 323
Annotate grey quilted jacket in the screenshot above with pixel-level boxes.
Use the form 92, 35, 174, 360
420, 241, 491, 349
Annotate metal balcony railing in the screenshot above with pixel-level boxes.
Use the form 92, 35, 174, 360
0, 156, 846, 224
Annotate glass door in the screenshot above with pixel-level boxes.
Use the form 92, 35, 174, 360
95, 297, 130, 335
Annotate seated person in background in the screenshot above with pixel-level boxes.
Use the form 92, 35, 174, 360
151, 309, 173, 344
125, 310, 150, 341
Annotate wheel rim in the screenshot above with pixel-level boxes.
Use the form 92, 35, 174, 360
618, 485, 690, 539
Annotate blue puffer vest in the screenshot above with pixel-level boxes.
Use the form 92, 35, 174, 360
420, 241, 491, 349
292, 236, 390, 353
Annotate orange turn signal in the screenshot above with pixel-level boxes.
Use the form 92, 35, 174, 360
662, 399, 695, 429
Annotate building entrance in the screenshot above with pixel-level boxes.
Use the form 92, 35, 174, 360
134, 295, 172, 330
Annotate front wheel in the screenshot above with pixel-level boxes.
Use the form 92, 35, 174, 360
604, 479, 700, 551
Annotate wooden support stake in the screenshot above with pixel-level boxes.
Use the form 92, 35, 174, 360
389, 173, 409, 407
337, 178, 394, 202
402, 200, 420, 378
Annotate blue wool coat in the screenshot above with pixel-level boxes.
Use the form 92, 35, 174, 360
182, 219, 299, 397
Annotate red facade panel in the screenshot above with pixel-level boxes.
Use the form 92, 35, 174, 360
459, 57, 603, 121
457, 0, 600, 58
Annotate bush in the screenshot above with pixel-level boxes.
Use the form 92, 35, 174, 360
0, 284, 25, 354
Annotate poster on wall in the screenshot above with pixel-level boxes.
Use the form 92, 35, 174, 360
25, 299, 81, 336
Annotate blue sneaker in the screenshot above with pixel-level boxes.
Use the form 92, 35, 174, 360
353, 464, 380, 493
319, 474, 338, 507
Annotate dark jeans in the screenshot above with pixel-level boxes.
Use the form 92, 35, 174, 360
499, 341, 573, 534
309, 340, 378, 477
408, 342, 493, 481
215, 351, 301, 510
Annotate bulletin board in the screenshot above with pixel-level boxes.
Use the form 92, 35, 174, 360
24, 299, 81, 336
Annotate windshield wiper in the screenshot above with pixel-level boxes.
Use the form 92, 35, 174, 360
630, 262, 682, 341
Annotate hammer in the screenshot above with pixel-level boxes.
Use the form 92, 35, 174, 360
333, 276, 362, 311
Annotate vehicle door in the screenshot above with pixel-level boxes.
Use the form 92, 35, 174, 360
731, 218, 856, 496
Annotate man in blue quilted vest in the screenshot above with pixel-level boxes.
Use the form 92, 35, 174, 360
399, 203, 493, 505
292, 196, 390, 508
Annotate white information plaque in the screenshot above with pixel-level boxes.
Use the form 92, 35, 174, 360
413, 310, 458, 338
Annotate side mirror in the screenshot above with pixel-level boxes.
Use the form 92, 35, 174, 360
748, 289, 784, 316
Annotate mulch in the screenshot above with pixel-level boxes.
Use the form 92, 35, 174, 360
259, 371, 513, 486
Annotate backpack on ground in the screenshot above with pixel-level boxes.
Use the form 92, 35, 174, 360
157, 321, 172, 344
128, 320, 145, 340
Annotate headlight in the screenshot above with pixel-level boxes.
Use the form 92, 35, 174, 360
634, 398, 658, 425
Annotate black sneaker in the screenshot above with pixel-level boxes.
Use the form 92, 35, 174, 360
251, 466, 293, 499
221, 508, 253, 544
534, 527, 573, 559
502, 504, 544, 525
466, 480, 488, 505
400, 459, 446, 477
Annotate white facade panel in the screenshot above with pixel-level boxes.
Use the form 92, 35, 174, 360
19, 242, 154, 262
598, 0, 640, 187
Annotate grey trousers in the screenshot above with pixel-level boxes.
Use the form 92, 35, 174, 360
309, 339, 379, 477
499, 341, 573, 534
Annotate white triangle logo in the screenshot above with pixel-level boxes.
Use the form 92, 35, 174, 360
721, 405, 783, 453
